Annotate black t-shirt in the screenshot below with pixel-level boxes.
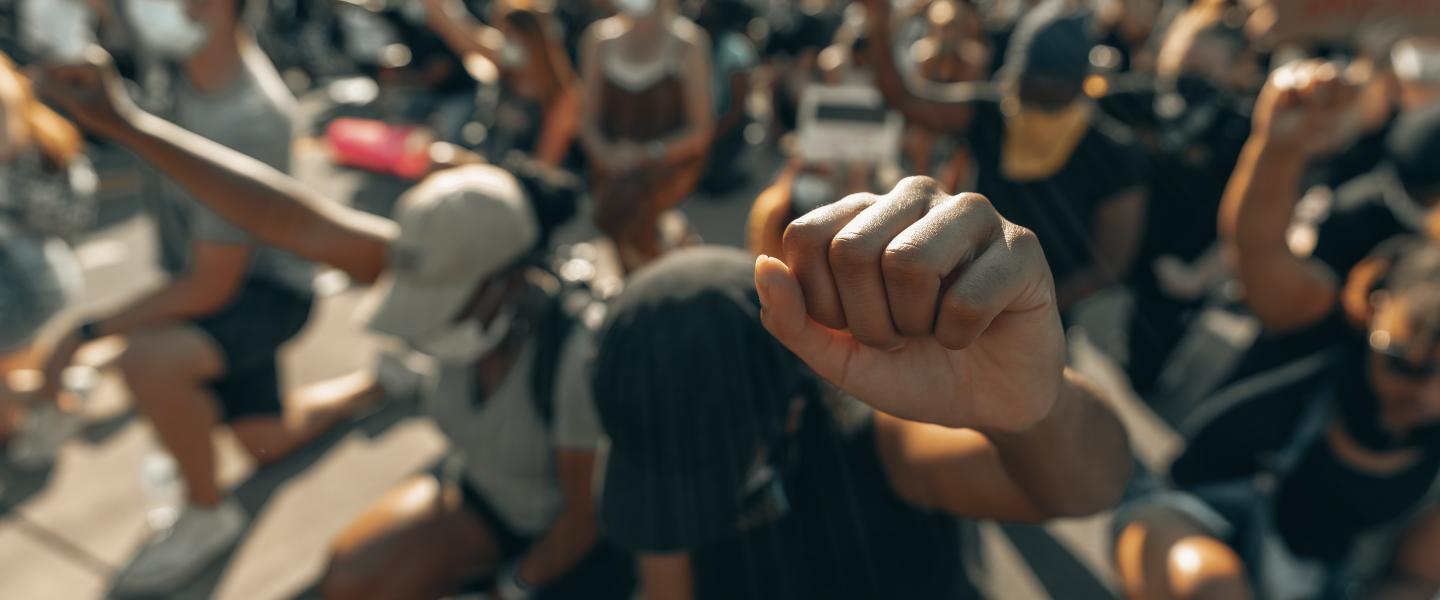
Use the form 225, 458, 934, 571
1309, 182, 1414, 281
690, 401, 980, 600
966, 99, 1146, 285
1171, 316, 1440, 563
1138, 90, 1252, 271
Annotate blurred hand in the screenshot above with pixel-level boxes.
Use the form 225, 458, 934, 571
608, 141, 646, 173
754, 177, 1065, 432
1253, 60, 1364, 156
36, 327, 84, 402
35, 46, 139, 141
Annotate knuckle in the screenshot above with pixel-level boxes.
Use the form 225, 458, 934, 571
893, 175, 943, 199
880, 243, 933, 288
828, 232, 880, 272
941, 291, 987, 325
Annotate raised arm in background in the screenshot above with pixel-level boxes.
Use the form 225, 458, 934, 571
38, 49, 397, 285
1219, 60, 1362, 332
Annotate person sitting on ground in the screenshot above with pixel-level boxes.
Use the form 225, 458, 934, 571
593, 177, 1134, 599
862, 0, 1148, 313
0, 51, 92, 467
693, 0, 757, 194
36, 1, 375, 593
1114, 59, 1440, 600
1114, 235, 1440, 600
1109, 0, 1260, 395
579, 0, 714, 274
424, 0, 583, 168
898, 0, 989, 191
39, 48, 631, 600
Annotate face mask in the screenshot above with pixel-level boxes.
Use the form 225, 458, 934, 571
615, 0, 657, 19
409, 305, 517, 364
127, 0, 209, 60
1001, 99, 1092, 181
499, 40, 530, 69
790, 173, 837, 216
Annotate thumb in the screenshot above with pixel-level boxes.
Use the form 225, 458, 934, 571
755, 255, 856, 378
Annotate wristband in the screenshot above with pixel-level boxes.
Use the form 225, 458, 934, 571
496, 560, 534, 600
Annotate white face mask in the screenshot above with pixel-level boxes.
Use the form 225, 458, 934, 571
614, 0, 657, 19
127, 0, 209, 60
409, 305, 517, 364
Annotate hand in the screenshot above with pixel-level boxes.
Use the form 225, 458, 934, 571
1253, 60, 1364, 156
37, 326, 85, 401
608, 141, 646, 173
754, 177, 1065, 432
35, 46, 140, 141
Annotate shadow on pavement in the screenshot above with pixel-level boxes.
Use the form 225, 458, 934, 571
999, 522, 1119, 600
104, 400, 417, 600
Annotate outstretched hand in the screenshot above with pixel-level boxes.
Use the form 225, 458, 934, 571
755, 177, 1065, 433
34, 46, 140, 141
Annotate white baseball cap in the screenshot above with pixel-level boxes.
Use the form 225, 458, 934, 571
357, 164, 539, 339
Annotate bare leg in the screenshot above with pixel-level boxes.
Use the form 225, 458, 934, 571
115, 327, 228, 507
230, 370, 383, 466
320, 474, 501, 600
1115, 507, 1253, 600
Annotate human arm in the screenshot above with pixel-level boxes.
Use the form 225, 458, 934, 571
534, 83, 582, 167
507, 449, 600, 591
1365, 504, 1440, 600
755, 176, 1132, 514
860, 0, 982, 135
637, 553, 696, 600
423, 0, 506, 70
37, 50, 397, 284
1218, 61, 1360, 332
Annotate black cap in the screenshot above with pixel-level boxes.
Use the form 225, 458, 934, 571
1002, 0, 1093, 86
594, 247, 806, 551
1387, 102, 1440, 201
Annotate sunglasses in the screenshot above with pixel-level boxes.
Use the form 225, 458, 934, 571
1372, 331, 1440, 382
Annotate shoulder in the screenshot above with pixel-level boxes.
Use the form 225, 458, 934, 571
670, 17, 712, 54
586, 17, 627, 45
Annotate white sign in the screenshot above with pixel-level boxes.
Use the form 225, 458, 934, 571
796, 84, 904, 165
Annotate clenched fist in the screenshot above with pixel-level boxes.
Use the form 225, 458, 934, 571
754, 177, 1065, 433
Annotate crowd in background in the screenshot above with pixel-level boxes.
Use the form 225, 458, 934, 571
1, 0, 1440, 598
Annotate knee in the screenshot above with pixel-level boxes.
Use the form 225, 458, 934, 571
1115, 517, 1251, 600
115, 329, 217, 390
1165, 537, 1250, 600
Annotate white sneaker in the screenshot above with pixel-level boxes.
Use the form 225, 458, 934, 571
112, 499, 248, 597
8, 403, 82, 470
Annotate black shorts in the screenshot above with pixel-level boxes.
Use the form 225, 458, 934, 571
434, 456, 634, 599
192, 278, 313, 422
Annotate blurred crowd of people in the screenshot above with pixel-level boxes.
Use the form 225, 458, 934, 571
1, 0, 1439, 598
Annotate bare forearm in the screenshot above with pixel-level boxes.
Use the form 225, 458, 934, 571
516, 510, 600, 587
864, 2, 974, 134
1220, 138, 1337, 328
427, 0, 503, 64
117, 113, 393, 283
1221, 138, 1306, 263
983, 369, 1132, 518
92, 277, 227, 336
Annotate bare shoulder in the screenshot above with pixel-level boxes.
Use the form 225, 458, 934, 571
669, 17, 711, 52
587, 17, 628, 45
